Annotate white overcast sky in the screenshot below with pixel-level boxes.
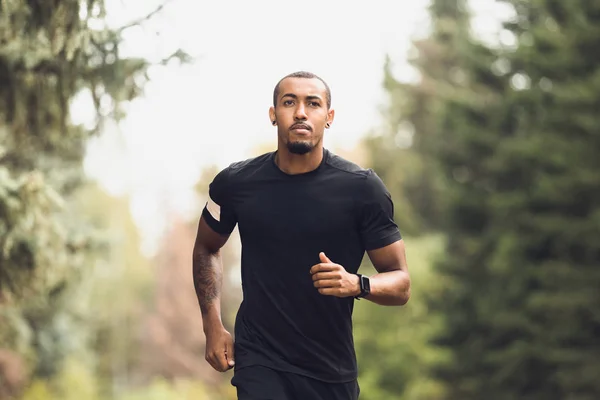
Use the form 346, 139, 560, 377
77, 0, 512, 254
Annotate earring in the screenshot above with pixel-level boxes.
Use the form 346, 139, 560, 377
272, 121, 276, 125
326, 123, 330, 128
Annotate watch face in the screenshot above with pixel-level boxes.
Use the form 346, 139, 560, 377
360, 275, 370, 296
363, 276, 371, 293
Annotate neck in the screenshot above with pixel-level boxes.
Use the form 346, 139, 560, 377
275, 144, 324, 175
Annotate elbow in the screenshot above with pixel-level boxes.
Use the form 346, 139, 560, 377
398, 287, 411, 306
395, 279, 411, 306
391, 267, 410, 306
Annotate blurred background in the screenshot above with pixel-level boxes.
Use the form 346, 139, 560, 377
1, 0, 599, 399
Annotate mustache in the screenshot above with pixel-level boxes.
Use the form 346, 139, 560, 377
290, 122, 311, 131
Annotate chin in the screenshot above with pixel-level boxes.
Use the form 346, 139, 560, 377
287, 141, 313, 155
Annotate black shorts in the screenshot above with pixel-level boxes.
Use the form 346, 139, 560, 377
231, 366, 360, 400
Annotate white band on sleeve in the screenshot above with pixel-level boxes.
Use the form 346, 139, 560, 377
206, 195, 221, 222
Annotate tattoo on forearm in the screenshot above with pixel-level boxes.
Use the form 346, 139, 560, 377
193, 249, 222, 315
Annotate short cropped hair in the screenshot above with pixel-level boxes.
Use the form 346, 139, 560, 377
273, 71, 331, 109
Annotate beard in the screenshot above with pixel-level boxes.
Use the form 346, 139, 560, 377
287, 140, 313, 155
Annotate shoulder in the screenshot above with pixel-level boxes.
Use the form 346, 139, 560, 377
326, 151, 390, 197
229, 151, 273, 172
216, 152, 274, 182
362, 168, 389, 197
210, 152, 273, 197
324, 151, 386, 188
325, 150, 371, 178
324, 151, 390, 201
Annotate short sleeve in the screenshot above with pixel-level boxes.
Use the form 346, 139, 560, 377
358, 170, 402, 251
202, 167, 237, 235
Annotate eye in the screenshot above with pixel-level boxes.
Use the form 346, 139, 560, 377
309, 101, 321, 107
283, 100, 294, 106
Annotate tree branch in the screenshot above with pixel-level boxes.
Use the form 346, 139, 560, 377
117, 1, 173, 34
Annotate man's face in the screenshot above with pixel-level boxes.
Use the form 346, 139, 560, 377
269, 77, 334, 155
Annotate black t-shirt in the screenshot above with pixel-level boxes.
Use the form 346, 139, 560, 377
202, 148, 401, 383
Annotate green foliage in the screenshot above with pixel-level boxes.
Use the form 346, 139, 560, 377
364, 1, 600, 398
20, 366, 220, 400
70, 184, 153, 397
115, 379, 216, 400
21, 358, 100, 400
0, 167, 65, 302
0, 0, 151, 301
0, 0, 187, 396
354, 235, 446, 400
426, 0, 600, 399
363, 0, 470, 235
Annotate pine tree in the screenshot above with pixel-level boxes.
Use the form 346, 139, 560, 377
364, 0, 470, 235
352, 3, 471, 399
0, 0, 187, 391
429, 0, 600, 398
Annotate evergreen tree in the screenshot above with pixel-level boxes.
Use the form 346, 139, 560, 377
429, 1, 600, 398
353, 236, 445, 400
364, 0, 470, 235
351, 5, 475, 398
0, 0, 186, 393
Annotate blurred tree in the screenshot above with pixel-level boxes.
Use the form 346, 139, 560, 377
363, 0, 470, 236
70, 184, 153, 399
0, 0, 187, 396
135, 216, 220, 385
354, 235, 445, 400
130, 165, 242, 396
428, 0, 600, 399
354, 3, 472, 397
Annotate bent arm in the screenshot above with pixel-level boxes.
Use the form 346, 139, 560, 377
364, 239, 411, 306
193, 216, 230, 332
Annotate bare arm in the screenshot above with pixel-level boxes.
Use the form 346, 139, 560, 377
193, 216, 229, 324
310, 240, 410, 306
192, 216, 234, 371
364, 239, 411, 306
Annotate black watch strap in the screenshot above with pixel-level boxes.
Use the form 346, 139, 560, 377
355, 274, 371, 300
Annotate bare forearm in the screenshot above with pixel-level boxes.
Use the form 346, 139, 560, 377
365, 270, 410, 306
193, 246, 224, 330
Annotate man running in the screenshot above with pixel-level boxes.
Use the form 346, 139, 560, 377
193, 71, 411, 400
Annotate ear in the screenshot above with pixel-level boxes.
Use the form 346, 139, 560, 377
269, 106, 276, 126
326, 108, 335, 128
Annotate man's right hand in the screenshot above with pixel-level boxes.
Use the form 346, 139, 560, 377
205, 326, 235, 372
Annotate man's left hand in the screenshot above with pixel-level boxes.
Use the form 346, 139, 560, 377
310, 252, 360, 298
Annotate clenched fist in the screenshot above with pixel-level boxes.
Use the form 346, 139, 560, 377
310, 252, 360, 298
205, 326, 235, 372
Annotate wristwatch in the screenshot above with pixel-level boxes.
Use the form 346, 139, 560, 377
355, 274, 371, 299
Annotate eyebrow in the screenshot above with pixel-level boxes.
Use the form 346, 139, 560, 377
281, 93, 323, 102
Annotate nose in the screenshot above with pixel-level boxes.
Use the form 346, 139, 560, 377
294, 103, 307, 120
